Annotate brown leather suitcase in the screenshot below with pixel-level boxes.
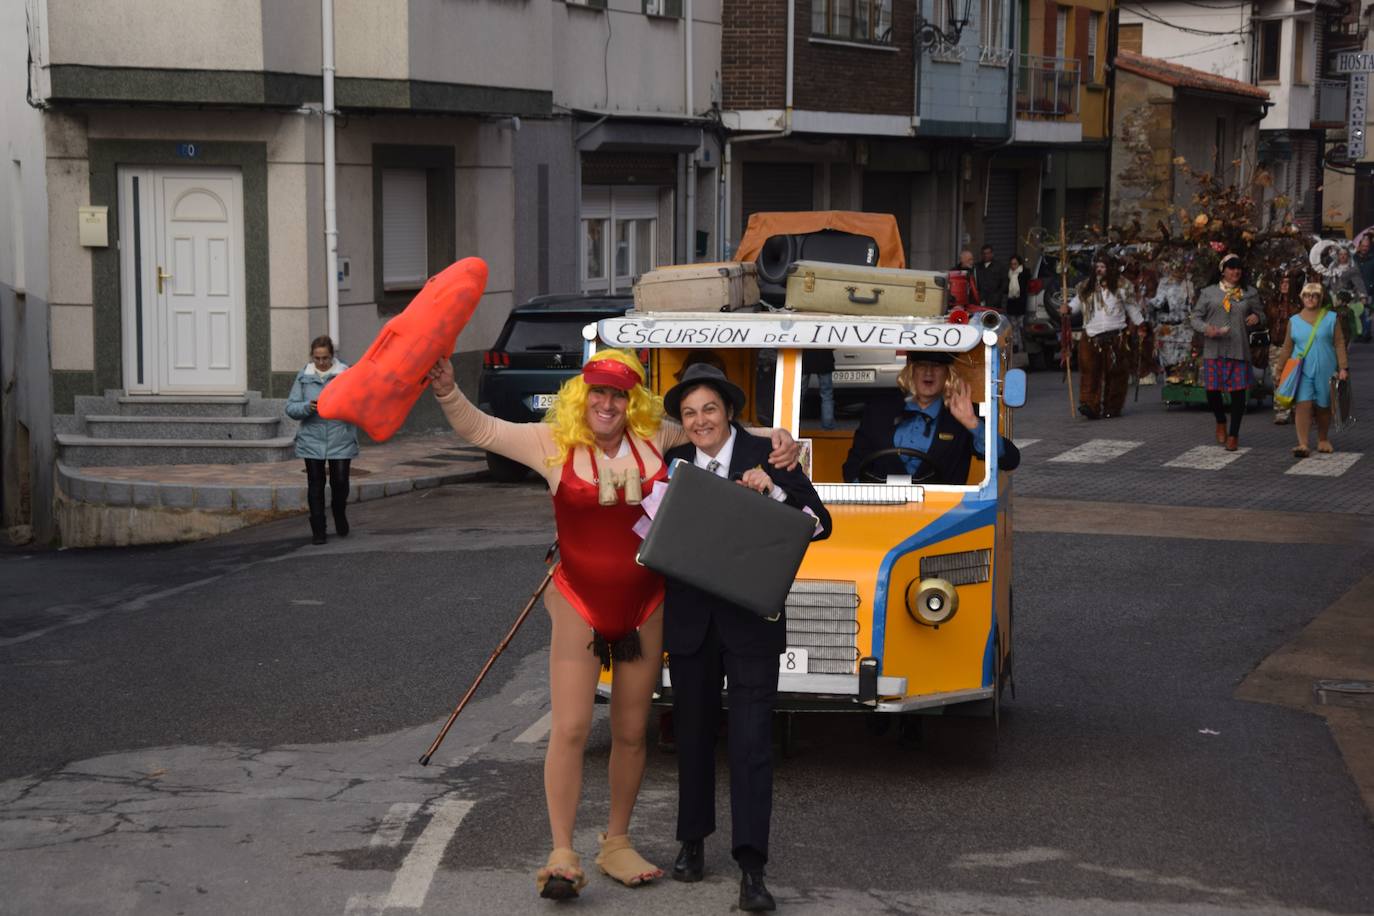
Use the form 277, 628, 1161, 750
636, 461, 816, 619
633, 262, 760, 313
784, 260, 946, 316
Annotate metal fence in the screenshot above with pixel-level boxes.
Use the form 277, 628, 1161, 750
1016, 54, 1080, 117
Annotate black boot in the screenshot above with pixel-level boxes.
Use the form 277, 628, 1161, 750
332, 504, 349, 537
672, 839, 704, 883
309, 514, 327, 546
739, 871, 776, 912
305, 459, 328, 545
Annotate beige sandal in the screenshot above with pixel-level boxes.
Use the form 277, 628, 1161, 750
595, 832, 662, 887
537, 847, 587, 900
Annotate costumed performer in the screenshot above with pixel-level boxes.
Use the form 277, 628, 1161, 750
1190, 253, 1263, 451
426, 349, 799, 902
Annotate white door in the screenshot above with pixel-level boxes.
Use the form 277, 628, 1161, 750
119, 167, 247, 394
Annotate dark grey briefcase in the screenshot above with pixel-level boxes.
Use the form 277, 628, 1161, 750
637, 461, 817, 619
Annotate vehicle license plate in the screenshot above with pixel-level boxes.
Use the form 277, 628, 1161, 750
529, 393, 557, 410
779, 648, 809, 674
831, 369, 875, 384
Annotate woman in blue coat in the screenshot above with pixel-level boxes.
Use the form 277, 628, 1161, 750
285, 335, 360, 544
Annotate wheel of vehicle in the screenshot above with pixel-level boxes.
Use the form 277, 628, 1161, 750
485, 450, 529, 482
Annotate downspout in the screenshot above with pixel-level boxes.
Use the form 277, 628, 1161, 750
1102, 5, 1118, 228
722, 0, 794, 256
686, 0, 696, 262
322, 0, 340, 346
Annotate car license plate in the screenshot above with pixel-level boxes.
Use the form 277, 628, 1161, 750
831, 369, 875, 384
528, 393, 556, 410
779, 648, 809, 674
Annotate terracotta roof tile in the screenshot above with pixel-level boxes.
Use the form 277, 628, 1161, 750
1114, 50, 1271, 102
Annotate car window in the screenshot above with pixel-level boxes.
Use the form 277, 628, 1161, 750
501, 316, 598, 353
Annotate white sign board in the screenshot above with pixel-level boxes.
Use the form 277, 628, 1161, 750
597, 315, 984, 351
1351, 73, 1368, 160
1337, 51, 1374, 73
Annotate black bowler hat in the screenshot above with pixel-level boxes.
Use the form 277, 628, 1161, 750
905, 350, 955, 365
663, 363, 748, 420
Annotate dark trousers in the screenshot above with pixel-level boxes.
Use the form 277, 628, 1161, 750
669, 618, 779, 870
1207, 390, 1247, 437
304, 458, 350, 535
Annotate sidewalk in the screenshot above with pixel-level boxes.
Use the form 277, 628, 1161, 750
54, 432, 490, 547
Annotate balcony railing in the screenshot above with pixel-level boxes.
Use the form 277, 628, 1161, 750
1016, 53, 1080, 118
1315, 78, 1348, 125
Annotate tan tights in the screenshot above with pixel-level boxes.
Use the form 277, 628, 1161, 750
543, 585, 663, 851
1293, 401, 1333, 451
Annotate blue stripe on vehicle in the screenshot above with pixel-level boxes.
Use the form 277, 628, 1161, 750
870, 496, 997, 674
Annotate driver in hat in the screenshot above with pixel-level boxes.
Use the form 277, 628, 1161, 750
842, 350, 1020, 484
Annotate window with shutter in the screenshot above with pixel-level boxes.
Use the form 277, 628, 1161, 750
382, 169, 428, 292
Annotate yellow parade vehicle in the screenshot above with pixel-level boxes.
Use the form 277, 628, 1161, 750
591, 305, 1027, 727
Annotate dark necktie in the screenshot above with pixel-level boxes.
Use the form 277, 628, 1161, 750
706, 459, 721, 475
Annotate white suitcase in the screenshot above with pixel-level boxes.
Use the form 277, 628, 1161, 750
785, 261, 947, 316
633, 262, 760, 313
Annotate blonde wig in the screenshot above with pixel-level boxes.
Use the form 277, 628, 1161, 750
543, 349, 664, 466
896, 360, 950, 399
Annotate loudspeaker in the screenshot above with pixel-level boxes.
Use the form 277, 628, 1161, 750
756, 229, 880, 304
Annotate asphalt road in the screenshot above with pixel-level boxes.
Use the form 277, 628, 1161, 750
3, 368, 1374, 914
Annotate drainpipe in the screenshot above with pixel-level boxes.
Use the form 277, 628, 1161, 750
686, 0, 696, 262
322, 0, 340, 346
721, 0, 795, 256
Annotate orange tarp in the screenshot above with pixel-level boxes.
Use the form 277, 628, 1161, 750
733, 211, 906, 269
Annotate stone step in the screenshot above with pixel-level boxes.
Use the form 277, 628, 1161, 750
116, 395, 251, 418
84, 415, 283, 441
56, 434, 296, 467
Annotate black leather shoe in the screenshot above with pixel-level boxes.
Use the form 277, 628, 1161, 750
739, 871, 776, 911
672, 840, 704, 882
1077, 404, 1099, 420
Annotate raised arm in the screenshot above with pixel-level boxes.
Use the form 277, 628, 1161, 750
428, 358, 554, 470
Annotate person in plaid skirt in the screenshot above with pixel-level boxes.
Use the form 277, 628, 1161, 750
1190, 254, 1263, 451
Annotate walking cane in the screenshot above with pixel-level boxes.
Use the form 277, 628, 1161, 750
419, 541, 559, 766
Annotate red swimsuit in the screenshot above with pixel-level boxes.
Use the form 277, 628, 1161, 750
551, 437, 668, 662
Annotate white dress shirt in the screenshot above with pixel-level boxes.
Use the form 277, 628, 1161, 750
694, 427, 787, 502
1069, 282, 1145, 337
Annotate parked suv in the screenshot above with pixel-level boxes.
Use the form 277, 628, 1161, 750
477, 294, 634, 481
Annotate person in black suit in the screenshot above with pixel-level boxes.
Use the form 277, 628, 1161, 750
842, 351, 1021, 485
660, 363, 833, 912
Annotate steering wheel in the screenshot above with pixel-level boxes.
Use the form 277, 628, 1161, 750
855, 447, 935, 484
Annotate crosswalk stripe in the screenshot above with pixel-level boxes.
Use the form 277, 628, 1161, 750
1285, 452, 1363, 477
1014, 438, 1041, 449
1164, 445, 1251, 470
1048, 439, 1142, 464
384, 798, 475, 909
513, 711, 553, 744
370, 802, 421, 849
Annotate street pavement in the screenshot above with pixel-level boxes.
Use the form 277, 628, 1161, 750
3, 350, 1374, 915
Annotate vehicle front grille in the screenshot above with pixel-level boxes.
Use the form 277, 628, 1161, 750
785, 579, 860, 674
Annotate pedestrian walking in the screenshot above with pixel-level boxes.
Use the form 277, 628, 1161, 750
1190, 254, 1263, 451
1354, 236, 1374, 341
1063, 256, 1147, 419
1149, 260, 1194, 380
1265, 270, 1304, 425
1277, 282, 1349, 457
1330, 246, 1368, 346
284, 335, 359, 545
974, 244, 1008, 311
1005, 254, 1027, 355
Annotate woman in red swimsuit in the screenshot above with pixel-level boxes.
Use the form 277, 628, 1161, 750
428, 349, 796, 901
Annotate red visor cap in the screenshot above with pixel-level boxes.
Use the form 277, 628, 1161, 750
581, 359, 642, 391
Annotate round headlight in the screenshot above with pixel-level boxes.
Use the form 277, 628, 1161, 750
905, 577, 959, 627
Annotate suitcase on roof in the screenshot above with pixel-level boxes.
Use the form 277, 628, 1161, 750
784, 261, 947, 316
633, 262, 760, 313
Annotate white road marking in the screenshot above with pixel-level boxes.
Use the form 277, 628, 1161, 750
369, 802, 421, 849
1013, 438, 1041, 449
1047, 439, 1142, 464
342, 892, 386, 915
1163, 445, 1250, 470
513, 711, 553, 744
1286, 452, 1363, 476
383, 798, 474, 910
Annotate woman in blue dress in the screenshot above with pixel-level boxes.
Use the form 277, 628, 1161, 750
1276, 283, 1349, 457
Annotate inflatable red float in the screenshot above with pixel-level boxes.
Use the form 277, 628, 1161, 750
317, 257, 487, 441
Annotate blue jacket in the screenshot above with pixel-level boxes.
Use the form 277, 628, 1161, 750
285, 361, 360, 460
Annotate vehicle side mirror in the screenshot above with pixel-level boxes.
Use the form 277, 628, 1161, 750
1003, 368, 1027, 408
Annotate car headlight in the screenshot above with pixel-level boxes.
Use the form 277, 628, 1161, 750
905, 577, 959, 628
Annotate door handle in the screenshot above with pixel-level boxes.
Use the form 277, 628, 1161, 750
157, 267, 172, 294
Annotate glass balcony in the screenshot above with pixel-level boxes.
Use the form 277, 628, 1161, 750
1016, 53, 1080, 118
